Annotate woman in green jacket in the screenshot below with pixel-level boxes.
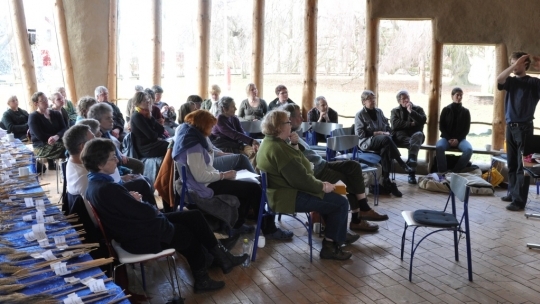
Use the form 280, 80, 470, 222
256, 110, 359, 261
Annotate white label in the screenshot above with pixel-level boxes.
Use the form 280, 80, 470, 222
44, 216, 55, 223
81, 277, 95, 286
35, 199, 46, 211
38, 238, 50, 247
24, 197, 34, 207
63, 293, 83, 304
35, 211, 44, 223
64, 276, 80, 284
24, 231, 37, 241
88, 279, 106, 293
53, 262, 70, 275
41, 250, 56, 261
32, 223, 47, 240
61, 251, 74, 258
23, 214, 33, 222
54, 235, 66, 246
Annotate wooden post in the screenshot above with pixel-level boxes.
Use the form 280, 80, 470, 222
493, 44, 507, 150
107, 0, 118, 103
252, 0, 264, 97
364, 0, 379, 100
302, 0, 317, 120
427, 36, 442, 146
9, 0, 37, 110
54, 0, 77, 104
151, 0, 162, 86
196, 0, 211, 98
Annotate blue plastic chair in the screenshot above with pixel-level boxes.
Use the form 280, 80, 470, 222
400, 174, 473, 282
252, 172, 313, 262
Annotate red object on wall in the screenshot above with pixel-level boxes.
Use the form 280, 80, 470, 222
41, 50, 51, 66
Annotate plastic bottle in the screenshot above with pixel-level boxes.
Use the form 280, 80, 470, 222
242, 238, 251, 267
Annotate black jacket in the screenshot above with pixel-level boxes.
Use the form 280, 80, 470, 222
2, 108, 29, 139
439, 103, 471, 142
268, 98, 295, 110
390, 104, 426, 136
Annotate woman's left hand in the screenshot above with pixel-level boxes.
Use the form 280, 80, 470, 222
47, 135, 59, 145
129, 191, 143, 202
252, 140, 260, 152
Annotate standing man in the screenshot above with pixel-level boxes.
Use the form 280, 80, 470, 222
268, 85, 295, 110
390, 90, 426, 184
497, 51, 540, 211
94, 86, 125, 141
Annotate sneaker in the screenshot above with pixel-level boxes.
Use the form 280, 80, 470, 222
349, 220, 379, 232
320, 239, 352, 260
359, 209, 388, 221
500, 195, 512, 202
344, 232, 360, 244
408, 175, 417, 184
265, 228, 294, 240
506, 203, 525, 211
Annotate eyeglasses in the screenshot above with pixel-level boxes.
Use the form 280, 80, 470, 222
282, 121, 291, 125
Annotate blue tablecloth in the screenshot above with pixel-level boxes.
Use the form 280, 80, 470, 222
0, 139, 129, 303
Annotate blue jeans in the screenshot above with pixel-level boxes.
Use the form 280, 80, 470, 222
295, 191, 349, 243
213, 154, 255, 173
435, 138, 473, 173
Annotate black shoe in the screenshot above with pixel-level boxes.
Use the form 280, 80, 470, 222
344, 232, 360, 245
210, 243, 248, 274
402, 164, 414, 174
506, 203, 525, 211
371, 184, 391, 195
500, 195, 512, 202
319, 239, 352, 260
193, 269, 225, 293
408, 175, 417, 185
219, 234, 240, 251
384, 180, 402, 197
406, 159, 417, 169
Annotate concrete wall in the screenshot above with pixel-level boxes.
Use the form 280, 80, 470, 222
370, 0, 540, 54
63, 0, 110, 100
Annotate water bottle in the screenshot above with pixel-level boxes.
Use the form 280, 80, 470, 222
242, 238, 251, 267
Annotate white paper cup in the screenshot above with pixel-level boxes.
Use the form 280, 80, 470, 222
19, 167, 29, 176
485, 144, 492, 151
257, 236, 265, 248
313, 223, 321, 234
6, 134, 14, 142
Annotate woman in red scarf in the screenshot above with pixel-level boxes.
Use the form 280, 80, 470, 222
129, 92, 169, 158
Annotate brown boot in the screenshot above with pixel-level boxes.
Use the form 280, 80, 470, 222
319, 239, 352, 260
359, 209, 388, 221
349, 220, 379, 232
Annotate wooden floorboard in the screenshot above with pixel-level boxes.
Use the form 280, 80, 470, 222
40, 167, 540, 304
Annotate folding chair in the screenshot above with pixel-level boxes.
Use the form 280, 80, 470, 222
85, 199, 182, 298
240, 120, 262, 137
400, 174, 473, 282
174, 164, 195, 212
252, 171, 313, 262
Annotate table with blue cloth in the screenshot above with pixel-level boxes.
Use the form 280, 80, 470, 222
0, 137, 130, 303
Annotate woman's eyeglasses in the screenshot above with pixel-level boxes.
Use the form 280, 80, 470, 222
282, 121, 291, 125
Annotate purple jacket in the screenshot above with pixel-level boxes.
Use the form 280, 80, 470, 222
211, 114, 254, 145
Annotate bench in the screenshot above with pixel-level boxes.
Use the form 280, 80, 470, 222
416, 145, 503, 173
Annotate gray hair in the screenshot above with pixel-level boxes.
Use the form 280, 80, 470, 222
280, 103, 300, 117
216, 96, 234, 116
94, 86, 108, 98
87, 102, 113, 123
76, 96, 97, 118
314, 96, 326, 107
77, 118, 101, 136
361, 90, 375, 103
134, 85, 144, 92
63, 124, 91, 156
396, 90, 409, 101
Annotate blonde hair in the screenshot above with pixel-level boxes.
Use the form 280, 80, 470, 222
261, 110, 290, 136
209, 84, 221, 95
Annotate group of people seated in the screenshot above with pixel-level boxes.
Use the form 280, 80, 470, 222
0, 81, 474, 295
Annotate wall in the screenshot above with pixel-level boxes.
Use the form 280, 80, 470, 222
63, 0, 110, 100
370, 0, 540, 54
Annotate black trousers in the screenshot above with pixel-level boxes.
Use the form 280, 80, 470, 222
163, 210, 218, 272
506, 122, 533, 206
367, 135, 402, 179
208, 180, 277, 234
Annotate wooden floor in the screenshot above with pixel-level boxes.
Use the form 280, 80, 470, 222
41, 168, 540, 304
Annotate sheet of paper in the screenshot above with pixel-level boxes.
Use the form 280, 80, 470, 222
235, 169, 260, 184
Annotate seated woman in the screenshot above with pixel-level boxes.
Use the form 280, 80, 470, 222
177, 101, 196, 124
436, 87, 473, 175
50, 92, 70, 127
130, 91, 169, 158
238, 83, 268, 121
201, 84, 221, 116
256, 110, 359, 260
56, 86, 77, 126
354, 90, 413, 197
28, 92, 67, 170
1, 95, 29, 140
88, 103, 144, 175
211, 97, 260, 166
82, 138, 247, 293
76, 96, 97, 121
173, 110, 292, 239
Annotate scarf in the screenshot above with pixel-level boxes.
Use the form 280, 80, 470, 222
135, 106, 151, 118
88, 172, 114, 183
172, 123, 210, 161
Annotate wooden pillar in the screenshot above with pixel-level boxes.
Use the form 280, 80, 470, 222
252, 0, 264, 97
151, 0, 162, 86
364, 0, 379, 99
9, 0, 37, 110
302, 0, 317, 120
54, 0, 77, 104
427, 36, 443, 146
493, 44, 508, 150
107, 0, 118, 103
196, 0, 211, 98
